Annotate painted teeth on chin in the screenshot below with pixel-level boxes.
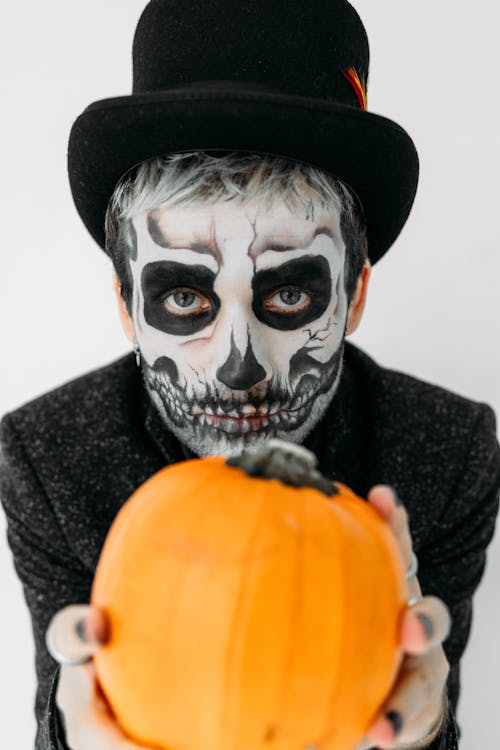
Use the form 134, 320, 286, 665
220, 418, 242, 435
277, 412, 289, 427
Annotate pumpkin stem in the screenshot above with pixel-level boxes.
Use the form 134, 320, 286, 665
225, 439, 338, 497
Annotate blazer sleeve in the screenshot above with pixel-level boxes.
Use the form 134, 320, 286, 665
0, 412, 93, 750
416, 403, 500, 748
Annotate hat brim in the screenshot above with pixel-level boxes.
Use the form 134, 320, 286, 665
68, 87, 419, 264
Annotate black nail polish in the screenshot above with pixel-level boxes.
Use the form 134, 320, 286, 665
391, 487, 404, 506
417, 612, 434, 640
385, 710, 403, 737
75, 619, 88, 643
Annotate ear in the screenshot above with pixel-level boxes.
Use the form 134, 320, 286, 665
345, 260, 371, 336
114, 275, 136, 342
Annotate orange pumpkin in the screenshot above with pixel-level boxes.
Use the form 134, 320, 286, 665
91, 456, 407, 750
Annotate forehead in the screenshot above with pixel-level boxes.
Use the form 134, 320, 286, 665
132, 194, 344, 256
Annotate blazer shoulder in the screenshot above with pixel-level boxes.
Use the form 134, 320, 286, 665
0, 353, 139, 449
344, 344, 500, 536
0, 355, 167, 573
345, 343, 497, 435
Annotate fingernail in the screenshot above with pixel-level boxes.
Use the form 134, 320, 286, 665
75, 618, 88, 643
385, 710, 404, 737
390, 487, 403, 506
416, 612, 434, 640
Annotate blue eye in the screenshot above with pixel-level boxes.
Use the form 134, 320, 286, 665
264, 287, 311, 313
162, 287, 212, 315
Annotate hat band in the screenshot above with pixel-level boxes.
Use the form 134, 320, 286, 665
137, 74, 367, 112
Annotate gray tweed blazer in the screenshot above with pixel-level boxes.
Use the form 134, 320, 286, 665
1, 343, 499, 750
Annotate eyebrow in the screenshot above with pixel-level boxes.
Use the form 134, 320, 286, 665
147, 211, 223, 267
248, 225, 336, 261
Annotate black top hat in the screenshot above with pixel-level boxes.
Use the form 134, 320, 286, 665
68, 0, 419, 265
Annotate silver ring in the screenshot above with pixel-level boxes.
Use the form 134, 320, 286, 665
406, 551, 419, 581
45, 628, 93, 666
45, 608, 95, 667
407, 595, 421, 607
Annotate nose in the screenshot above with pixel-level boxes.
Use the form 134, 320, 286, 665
216, 330, 266, 390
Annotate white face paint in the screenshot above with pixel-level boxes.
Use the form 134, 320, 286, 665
127, 196, 349, 457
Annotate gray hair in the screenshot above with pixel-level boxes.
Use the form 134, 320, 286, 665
105, 151, 368, 311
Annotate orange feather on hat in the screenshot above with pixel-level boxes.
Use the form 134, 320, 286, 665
342, 67, 367, 110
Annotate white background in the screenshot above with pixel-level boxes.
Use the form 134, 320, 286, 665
1, 1, 499, 747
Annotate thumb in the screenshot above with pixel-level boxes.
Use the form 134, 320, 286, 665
352, 735, 372, 750
46, 604, 109, 666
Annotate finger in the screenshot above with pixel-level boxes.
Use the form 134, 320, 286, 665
46, 604, 109, 665
73, 705, 153, 750
367, 650, 449, 748
58, 661, 150, 749
401, 596, 452, 655
57, 662, 97, 718
352, 734, 372, 750
367, 485, 413, 567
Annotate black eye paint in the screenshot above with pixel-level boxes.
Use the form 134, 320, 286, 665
142, 261, 220, 336
252, 256, 331, 330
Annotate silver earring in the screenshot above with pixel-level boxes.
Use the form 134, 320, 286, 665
133, 342, 141, 367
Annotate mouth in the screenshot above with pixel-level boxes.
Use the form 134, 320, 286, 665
202, 408, 277, 434
193, 394, 315, 435
144, 367, 329, 438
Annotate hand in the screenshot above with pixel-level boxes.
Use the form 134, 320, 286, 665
354, 486, 452, 750
46, 605, 153, 749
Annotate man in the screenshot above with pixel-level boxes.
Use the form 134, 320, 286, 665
107, 153, 368, 458
1, 1, 499, 749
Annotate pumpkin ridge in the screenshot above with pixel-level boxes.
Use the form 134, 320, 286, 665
220, 478, 268, 750
318, 496, 347, 748
100, 459, 227, 745
189, 456, 262, 750
320, 494, 404, 748
322, 496, 376, 748
268, 487, 304, 742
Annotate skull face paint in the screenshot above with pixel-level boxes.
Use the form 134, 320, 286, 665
127, 197, 350, 457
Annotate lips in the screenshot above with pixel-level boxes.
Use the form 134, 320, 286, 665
192, 401, 279, 417
197, 395, 318, 435
204, 411, 275, 434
